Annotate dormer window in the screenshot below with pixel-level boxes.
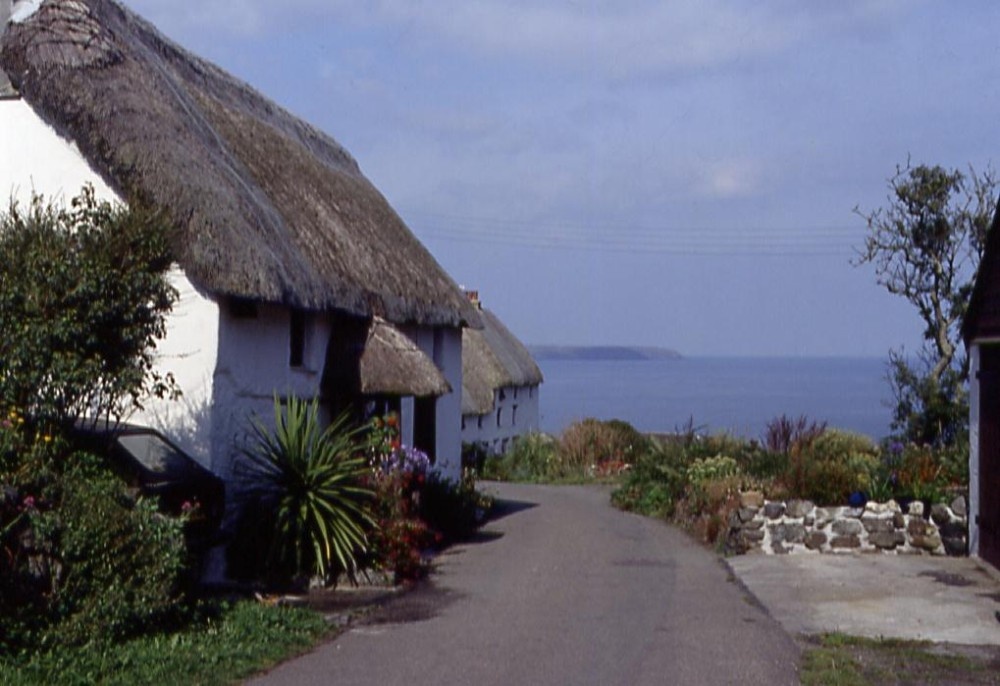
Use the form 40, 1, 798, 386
290, 309, 307, 367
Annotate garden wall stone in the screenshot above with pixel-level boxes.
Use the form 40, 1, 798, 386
726, 496, 968, 557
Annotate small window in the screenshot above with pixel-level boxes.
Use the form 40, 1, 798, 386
498, 388, 506, 402
512, 405, 518, 425
461, 416, 467, 431
477, 416, 483, 430
229, 297, 258, 319
496, 407, 502, 428
289, 309, 307, 367
514, 388, 519, 400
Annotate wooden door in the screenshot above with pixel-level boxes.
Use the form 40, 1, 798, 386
978, 345, 1000, 569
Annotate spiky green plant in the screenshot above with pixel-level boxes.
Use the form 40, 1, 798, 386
236, 395, 374, 584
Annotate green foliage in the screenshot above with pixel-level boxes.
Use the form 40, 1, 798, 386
685, 454, 740, 485
365, 466, 435, 582
0, 601, 329, 686
480, 432, 559, 482
886, 349, 968, 447
0, 187, 177, 432
800, 633, 990, 686
418, 471, 490, 543
234, 396, 374, 586
782, 430, 880, 505
1, 452, 188, 654
855, 162, 997, 448
611, 436, 692, 518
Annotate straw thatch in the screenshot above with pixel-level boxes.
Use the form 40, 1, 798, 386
360, 318, 450, 397
0, 0, 479, 328
462, 307, 543, 416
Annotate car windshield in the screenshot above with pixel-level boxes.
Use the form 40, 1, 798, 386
117, 433, 195, 477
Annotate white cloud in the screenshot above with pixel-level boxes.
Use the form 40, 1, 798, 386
694, 158, 766, 199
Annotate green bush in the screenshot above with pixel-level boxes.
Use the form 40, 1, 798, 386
419, 471, 490, 543
2, 453, 188, 654
480, 432, 558, 482
611, 437, 692, 517
0, 187, 177, 431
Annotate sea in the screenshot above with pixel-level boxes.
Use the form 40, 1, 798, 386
538, 356, 893, 441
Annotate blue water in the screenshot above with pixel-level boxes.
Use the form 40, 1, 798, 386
538, 357, 893, 441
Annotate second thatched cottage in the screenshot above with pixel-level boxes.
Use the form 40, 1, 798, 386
0, 0, 480, 480
461, 292, 543, 454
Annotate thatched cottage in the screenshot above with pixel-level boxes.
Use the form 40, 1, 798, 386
962, 198, 1000, 571
0, 0, 480, 481
461, 292, 543, 454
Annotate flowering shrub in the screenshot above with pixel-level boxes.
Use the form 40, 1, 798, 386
362, 415, 435, 581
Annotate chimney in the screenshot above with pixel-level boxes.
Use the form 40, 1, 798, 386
465, 289, 481, 309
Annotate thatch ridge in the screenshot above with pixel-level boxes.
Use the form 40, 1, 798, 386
0, 0, 479, 328
462, 307, 543, 416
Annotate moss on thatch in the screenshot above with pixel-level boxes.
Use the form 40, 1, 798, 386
0, 0, 479, 328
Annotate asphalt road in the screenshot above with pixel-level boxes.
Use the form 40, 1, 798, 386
250, 483, 800, 685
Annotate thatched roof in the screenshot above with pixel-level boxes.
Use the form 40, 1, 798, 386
0, 0, 479, 328
360, 318, 450, 397
462, 306, 543, 416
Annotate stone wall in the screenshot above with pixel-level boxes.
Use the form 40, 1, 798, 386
726, 492, 968, 557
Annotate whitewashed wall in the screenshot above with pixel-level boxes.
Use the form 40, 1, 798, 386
1, 98, 118, 206
407, 325, 463, 481
210, 304, 333, 480
462, 383, 541, 454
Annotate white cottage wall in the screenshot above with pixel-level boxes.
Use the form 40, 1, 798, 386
1, 99, 118, 206
434, 327, 463, 481
462, 383, 540, 454
210, 304, 333, 479
407, 325, 462, 481
131, 268, 219, 468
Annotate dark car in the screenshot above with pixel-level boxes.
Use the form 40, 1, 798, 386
73, 421, 226, 554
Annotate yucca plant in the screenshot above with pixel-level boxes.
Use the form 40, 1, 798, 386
235, 395, 374, 585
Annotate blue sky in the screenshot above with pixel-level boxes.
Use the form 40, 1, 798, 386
126, 1, 1000, 356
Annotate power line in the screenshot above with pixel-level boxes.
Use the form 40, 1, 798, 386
401, 210, 864, 256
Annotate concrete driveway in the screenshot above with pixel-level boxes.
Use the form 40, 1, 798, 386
728, 553, 1000, 645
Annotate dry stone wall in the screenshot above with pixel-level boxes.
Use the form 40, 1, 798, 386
726, 492, 968, 557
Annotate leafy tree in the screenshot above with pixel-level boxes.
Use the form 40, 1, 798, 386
0, 186, 178, 433
855, 162, 998, 445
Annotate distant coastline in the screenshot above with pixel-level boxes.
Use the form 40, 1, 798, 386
529, 345, 682, 361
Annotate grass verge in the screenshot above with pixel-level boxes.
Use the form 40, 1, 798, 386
0, 601, 331, 686
800, 633, 1000, 685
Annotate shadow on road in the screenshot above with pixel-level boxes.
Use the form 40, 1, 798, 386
485, 497, 538, 524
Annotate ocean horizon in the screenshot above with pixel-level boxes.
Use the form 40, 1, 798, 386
537, 355, 893, 441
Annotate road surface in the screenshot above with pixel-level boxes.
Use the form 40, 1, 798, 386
250, 482, 799, 685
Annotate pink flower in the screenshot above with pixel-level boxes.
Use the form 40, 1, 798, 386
22, 495, 36, 510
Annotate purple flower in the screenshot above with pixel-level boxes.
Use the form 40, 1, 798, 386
377, 445, 431, 475
890, 441, 904, 456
